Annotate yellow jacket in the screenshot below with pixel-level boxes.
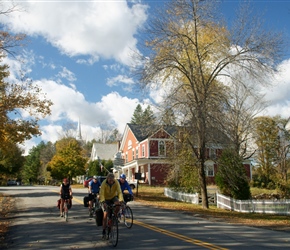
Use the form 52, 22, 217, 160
99, 179, 124, 202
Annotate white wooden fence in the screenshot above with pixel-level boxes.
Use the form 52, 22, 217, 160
164, 188, 199, 204
217, 192, 290, 215
164, 188, 290, 215
164, 188, 216, 205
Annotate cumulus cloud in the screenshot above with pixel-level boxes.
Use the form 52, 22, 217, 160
1, 0, 148, 66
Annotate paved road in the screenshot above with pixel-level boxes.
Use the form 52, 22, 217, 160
0, 186, 289, 249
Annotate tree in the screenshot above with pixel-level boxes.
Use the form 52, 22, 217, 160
22, 143, 43, 184
221, 76, 267, 160
48, 138, 88, 182
0, 56, 52, 150
130, 104, 143, 124
136, 0, 284, 208
130, 104, 156, 125
252, 116, 279, 189
0, 141, 24, 177
0, 4, 52, 167
22, 141, 55, 184
216, 148, 251, 200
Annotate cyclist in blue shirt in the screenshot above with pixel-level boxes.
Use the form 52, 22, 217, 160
88, 176, 102, 217
118, 174, 134, 202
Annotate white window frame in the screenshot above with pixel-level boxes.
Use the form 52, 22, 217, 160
158, 140, 165, 156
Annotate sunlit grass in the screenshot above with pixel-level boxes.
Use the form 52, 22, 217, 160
133, 185, 290, 230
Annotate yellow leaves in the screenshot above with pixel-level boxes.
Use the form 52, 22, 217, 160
0, 60, 52, 149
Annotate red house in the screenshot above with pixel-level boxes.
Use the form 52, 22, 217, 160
117, 124, 252, 186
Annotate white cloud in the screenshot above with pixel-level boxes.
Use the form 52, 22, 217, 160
1, 1, 148, 66
106, 75, 134, 87
261, 59, 290, 117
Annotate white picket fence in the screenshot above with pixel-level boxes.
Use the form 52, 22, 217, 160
164, 188, 216, 205
164, 188, 199, 204
164, 188, 290, 215
217, 192, 290, 215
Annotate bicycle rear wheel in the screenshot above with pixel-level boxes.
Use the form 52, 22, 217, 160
64, 202, 68, 222
109, 216, 118, 247
123, 205, 133, 228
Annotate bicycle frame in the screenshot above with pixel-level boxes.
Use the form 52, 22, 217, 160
63, 199, 70, 222
106, 204, 120, 247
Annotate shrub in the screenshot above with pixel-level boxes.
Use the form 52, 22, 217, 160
216, 148, 251, 200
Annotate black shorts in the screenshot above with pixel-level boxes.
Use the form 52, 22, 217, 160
102, 197, 119, 212
61, 194, 71, 200
88, 193, 98, 201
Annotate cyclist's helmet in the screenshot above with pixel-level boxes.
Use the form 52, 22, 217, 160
120, 174, 126, 179
93, 175, 98, 179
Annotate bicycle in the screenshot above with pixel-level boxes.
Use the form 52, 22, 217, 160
61, 195, 72, 222
105, 203, 121, 247
118, 194, 133, 228
89, 193, 100, 218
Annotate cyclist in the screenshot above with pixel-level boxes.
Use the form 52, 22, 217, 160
118, 174, 134, 202
88, 175, 102, 217
99, 173, 124, 239
59, 178, 72, 217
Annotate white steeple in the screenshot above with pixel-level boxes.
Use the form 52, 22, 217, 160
76, 118, 82, 141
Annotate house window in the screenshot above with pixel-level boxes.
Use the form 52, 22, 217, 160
128, 140, 132, 150
136, 148, 139, 159
132, 149, 135, 160
205, 163, 214, 177
125, 153, 128, 163
209, 148, 216, 159
142, 145, 145, 157
159, 140, 165, 156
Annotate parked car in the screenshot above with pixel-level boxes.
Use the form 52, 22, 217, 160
83, 176, 93, 187
7, 179, 17, 186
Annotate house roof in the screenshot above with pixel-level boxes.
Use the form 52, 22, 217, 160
90, 142, 119, 161
127, 123, 179, 142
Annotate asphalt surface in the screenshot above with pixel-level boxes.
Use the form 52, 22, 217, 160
1, 185, 289, 249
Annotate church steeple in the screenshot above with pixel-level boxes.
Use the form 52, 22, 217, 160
76, 118, 82, 141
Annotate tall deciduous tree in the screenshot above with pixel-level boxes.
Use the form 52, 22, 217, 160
0, 141, 24, 176
48, 138, 88, 182
253, 116, 279, 188
136, 0, 284, 208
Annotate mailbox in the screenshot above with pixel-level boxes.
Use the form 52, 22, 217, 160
135, 173, 142, 180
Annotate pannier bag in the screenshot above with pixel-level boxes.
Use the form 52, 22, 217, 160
95, 208, 103, 226
83, 196, 89, 207
57, 199, 61, 209
124, 194, 133, 202
67, 199, 72, 209
57, 198, 72, 209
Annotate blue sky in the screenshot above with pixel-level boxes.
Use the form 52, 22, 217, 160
1, 0, 290, 155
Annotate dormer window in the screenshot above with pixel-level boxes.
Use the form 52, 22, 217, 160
159, 140, 165, 156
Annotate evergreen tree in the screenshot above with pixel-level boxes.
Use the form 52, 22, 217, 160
216, 148, 251, 200
130, 104, 143, 124
130, 104, 156, 125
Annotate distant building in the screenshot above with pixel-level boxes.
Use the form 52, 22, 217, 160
90, 142, 119, 162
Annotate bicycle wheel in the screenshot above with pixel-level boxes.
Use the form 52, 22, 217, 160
123, 205, 133, 228
64, 202, 68, 222
109, 216, 118, 247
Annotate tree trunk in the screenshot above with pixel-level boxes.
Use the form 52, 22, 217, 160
199, 161, 209, 209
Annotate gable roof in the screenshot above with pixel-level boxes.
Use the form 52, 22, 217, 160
90, 142, 118, 161
127, 123, 179, 142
